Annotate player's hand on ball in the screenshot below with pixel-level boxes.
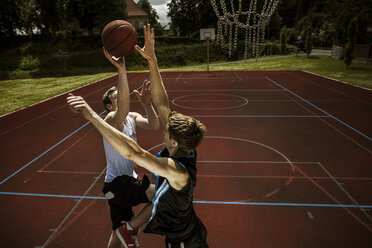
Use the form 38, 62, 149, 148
103, 48, 125, 71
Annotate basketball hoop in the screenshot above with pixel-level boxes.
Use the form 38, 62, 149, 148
200, 29, 216, 72
211, 0, 280, 60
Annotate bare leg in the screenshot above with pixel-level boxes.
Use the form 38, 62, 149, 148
129, 183, 155, 229
107, 231, 121, 248
129, 202, 153, 229
145, 183, 155, 202
108, 183, 155, 246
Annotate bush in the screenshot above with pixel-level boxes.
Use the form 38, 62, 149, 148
0, 36, 289, 80
344, 17, 358, 68
280, 26, 288, 55
344, 42, 353, 68
305, 26, 313, 57
55, 30, 72, 40
19, 55, 40, 70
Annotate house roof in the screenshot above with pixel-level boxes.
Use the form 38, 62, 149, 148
126, 0, 148, 17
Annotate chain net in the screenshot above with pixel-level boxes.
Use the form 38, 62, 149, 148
211, 0, 280, 60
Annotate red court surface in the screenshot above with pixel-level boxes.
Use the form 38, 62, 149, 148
0, 70, 371, 247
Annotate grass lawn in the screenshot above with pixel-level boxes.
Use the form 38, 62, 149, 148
0, 73, 114, 116
165, 55, 372, 89
0, 55, 371, 116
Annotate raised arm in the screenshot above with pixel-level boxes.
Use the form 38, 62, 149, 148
135, 25, 170, 126
130, 79, 160, 130
103, 48, 130, 129
66, 94, 188, 190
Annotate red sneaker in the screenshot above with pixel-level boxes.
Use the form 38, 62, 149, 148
115, 222, 140, 248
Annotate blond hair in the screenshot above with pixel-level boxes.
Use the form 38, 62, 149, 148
167, 111, 206, 152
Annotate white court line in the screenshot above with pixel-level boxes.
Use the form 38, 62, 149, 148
163, 76, 265, 80
166, 89, 285, 92
265, 76, 372, 142
198, 160, 318, 164
316, 162, 372, 222
37, 167, 107, 248
288, 70, 372, 106
0, 75, 115, 136
0, 73, 141, 136
172, 93, 248, 110
38, 126, 95, 172
197, 175, 372, 180
175, 73, 183, 82
0, 85, 143, 185
234, 71, 243, 81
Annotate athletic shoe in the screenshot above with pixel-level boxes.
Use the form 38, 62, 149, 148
115, 222, 140, 248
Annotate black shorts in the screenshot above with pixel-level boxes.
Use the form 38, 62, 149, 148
102, 174, 150, 230
165, 219, 208, 248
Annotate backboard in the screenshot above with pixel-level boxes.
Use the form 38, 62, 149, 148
200, 28, 216, 40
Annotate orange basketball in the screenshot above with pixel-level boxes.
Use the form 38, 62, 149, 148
102, 20, 138, 57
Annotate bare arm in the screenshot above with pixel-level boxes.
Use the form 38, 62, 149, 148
103, 48, 130, 129
135, 25, 170, 126
66, 94, 188, 190
130, 79, 160, 130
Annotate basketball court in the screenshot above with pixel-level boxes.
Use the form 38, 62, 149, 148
1, 1, 371, 247
0, 70, 371, 247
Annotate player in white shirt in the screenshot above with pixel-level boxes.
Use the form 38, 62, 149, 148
101, 48, 159, 248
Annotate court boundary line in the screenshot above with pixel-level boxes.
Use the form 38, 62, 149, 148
265, 76, 372, 142
316, 162, 372, 222
0, 74, 126, 136
190, 115, 330, 118
0, 74, 118, 120
37, 167, 107, 248
0, 85, 145, 185
0, 120, 93, 185
0, 82, 147, 185
166, 89, 285, 92
0, 192, 371, 209
292, 70, 372, 104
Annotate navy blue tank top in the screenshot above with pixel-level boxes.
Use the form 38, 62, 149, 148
143, 148, 200, 242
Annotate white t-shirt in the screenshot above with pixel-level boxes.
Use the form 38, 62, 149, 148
103, 115, 137, 183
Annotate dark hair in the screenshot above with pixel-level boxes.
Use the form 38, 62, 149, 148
102, 86, 116, 112
167, 111, 206, 152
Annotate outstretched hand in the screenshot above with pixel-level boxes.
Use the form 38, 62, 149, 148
66, 93, 97, 121
133, 79, 152, 106
103, 48, 126, 72
135, 24, 156, 62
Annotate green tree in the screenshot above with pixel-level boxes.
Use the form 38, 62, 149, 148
19, 0, 39, 35
153, 23, 165, 36
305, 26, 313, 57
196, 0, 217, 30
68, 0, 127, 36
0, 0, 23, 36
344, 17, 358, 68
167, 0, 200, 36
266, 9, 282, 41
137, 0, 159, 26
280, 26, 287, 55
35, 0, 65, 36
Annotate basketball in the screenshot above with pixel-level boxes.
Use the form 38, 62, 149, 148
102, 20, 138, 57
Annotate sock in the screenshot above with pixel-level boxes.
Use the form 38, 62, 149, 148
127, 223, 134, 230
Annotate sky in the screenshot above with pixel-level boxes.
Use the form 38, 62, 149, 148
135, 0, 171, 27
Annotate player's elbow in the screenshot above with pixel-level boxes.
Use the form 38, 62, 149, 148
125, 147, 146, 163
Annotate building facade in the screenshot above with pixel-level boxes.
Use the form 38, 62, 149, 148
126, 0, 149, 30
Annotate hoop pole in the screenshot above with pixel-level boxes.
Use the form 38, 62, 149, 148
207, 38, 210, 72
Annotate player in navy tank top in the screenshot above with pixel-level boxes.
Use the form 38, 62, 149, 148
67, 24, 208, 247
